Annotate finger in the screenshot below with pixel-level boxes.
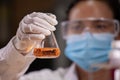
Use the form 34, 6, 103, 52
37, 12, 58, 26
19, 20, 32, 34
29, 34, 45, 41
29, 12, 58, 26
29, 12, 38, 18
19, 20, 28, 33
18, 32, 45, 41
32, 17, 56, 31
23, 15, 33, 24
46, 13, 56, 19
23, 23, 51, 36
17, 25, 45, 41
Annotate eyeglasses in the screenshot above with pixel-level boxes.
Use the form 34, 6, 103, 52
61, 18, 119, 39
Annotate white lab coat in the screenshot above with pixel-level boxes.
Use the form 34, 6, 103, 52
0, 38, 120, 80
19, 63, 78, 80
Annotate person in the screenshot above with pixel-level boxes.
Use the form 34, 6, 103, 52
0, 0, 120, 80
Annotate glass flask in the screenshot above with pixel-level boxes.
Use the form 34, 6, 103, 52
33, 32, 60, 58
26, 32, 61, 58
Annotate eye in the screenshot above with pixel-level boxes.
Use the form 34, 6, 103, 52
70, 22, 84, 30
94, 23, 108, 31
96, 24, 106, 29
67, 22, 84, 34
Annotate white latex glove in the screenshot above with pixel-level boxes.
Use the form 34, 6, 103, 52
13, 12, 58, 55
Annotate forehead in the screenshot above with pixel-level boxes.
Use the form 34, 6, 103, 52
69, 1, 113, 20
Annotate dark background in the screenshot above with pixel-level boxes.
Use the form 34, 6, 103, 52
0, 0, 74, 73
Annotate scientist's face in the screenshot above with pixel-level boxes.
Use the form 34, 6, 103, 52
69, 1, 113, 21
64, 1, 116, 72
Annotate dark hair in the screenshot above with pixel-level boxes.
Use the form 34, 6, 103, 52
66, 0, 120, 21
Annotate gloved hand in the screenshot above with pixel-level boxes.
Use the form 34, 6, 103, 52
109, 40, 120, 68
12, 12, 58, 55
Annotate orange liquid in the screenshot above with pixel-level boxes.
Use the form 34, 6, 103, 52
34, 48, 60, 58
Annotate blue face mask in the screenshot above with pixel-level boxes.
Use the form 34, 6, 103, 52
65, 33, 114, 72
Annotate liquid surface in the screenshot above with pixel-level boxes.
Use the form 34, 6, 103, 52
34, 48, 60, 58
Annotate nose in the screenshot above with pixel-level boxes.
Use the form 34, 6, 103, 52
82, 31, 94, 39
83, 27, 90, 32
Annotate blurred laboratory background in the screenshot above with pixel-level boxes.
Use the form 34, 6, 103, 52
0, 0, 74, 73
